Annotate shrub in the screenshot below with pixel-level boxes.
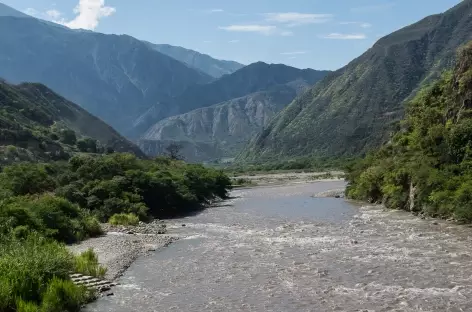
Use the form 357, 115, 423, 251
16, 299, 40, 312
0, 233, 74, 308
40, 278, 90, 312
109, 213, 139, 226
0, 163, 56, 196
74, 249, 107, 278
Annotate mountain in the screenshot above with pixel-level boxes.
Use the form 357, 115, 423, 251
136, 63, 330, 161
139, 85, 303, 162
240, 0, 472, 162
0, 80, 144, 163
0, 3, 28, 17
346, 42, 472, 221
134, 62, 330, 134
0, 15, 212, 137
150, 44, 244, 78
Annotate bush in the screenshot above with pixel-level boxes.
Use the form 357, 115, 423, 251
0, 195, 102, 243
74, 249, 107, 278
0, 163, 56, 196
109, 213, 139, 226
0, 233, 74, 309
16, 299, 40, 312
40, 278, 90, 312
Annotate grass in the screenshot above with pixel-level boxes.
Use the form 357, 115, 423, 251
0, 232, 94, 311
74, 249, 107, 278
108, 213, 140, 226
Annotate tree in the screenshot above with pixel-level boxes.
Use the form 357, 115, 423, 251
60, 129, 77, 145
165, 143, 184, 160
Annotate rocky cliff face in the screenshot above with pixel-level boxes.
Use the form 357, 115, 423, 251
138, 84, 309, 162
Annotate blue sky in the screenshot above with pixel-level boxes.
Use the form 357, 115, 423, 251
3, 0, 462, 70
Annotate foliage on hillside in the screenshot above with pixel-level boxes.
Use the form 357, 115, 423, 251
346, 42, 472, 222
0, 80, 144, 164
241, 0, 472, 161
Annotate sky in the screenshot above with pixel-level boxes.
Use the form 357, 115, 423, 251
2, 0, 463, 70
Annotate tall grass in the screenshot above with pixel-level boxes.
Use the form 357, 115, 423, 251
75, 249, 107, 278
0, 233, 93, 311
108, 213, 139, 226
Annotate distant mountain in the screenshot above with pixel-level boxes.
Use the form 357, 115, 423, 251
0, 15, 212, 137
0, 3, 28, 17
149, 44, 244, 78
134, 62, 330, 133
240, 0, 472, 162
138, 64, 330, 162
0, 80, 144, 163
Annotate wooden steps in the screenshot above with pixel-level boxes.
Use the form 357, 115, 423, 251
70, 273, 117, 293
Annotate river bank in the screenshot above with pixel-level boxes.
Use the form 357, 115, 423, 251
67, 221, 176, 282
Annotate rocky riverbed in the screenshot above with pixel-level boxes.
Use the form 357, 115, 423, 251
68, 221, 176, 281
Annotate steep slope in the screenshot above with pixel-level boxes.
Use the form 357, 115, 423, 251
0, 80, 144, 163
0, 16, 212, 137
150, 43, 244, 78
139, 85, 302, 162
241, 0, 472, 161
346, 42, 472, 221
133, 62, 330, 134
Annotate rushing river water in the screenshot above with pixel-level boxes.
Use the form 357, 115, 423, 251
87, 181, 472, 312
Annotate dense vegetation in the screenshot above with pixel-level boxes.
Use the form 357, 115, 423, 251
0, 152, 231, 311
0, 80, 144, 164
346, 42, 472, 222
241, 0, 471, 161
227, 156, 354, 174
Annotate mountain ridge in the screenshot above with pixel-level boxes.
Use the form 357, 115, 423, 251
149, 43, 244, 78
0, 15, 213, 137
240, 0, 472, 162
0, 79, 144, 163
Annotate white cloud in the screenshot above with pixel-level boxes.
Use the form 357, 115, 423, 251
57, 0, 116, 30
280, 31, 294, 36
209, 9, 224, 13
24, 8, 39, 16
46, 9, 62, 19
280, 51, 308, 55
340, 21, 372, 28
203, 40, 212, 43
320, 33, 367, 40
228, 40, 240, 43
265, 12, 333, 27
219, 25, 277, 35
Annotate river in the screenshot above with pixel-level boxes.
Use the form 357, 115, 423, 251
86, 180, 472, 312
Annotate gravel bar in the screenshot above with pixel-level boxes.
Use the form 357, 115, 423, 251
67, 221, 176, 281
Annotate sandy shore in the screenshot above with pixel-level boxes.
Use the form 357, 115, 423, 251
67, 221, 176, 281
234, 171, 345, 187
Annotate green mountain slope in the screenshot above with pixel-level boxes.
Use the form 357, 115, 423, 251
346, 42, 472, 222
241, 0, 472, 161
0, 15, 212, 137
150, 43, 244, 78
0, 80, 144, 163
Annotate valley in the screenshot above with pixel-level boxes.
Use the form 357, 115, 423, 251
1, 0, 472, 311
